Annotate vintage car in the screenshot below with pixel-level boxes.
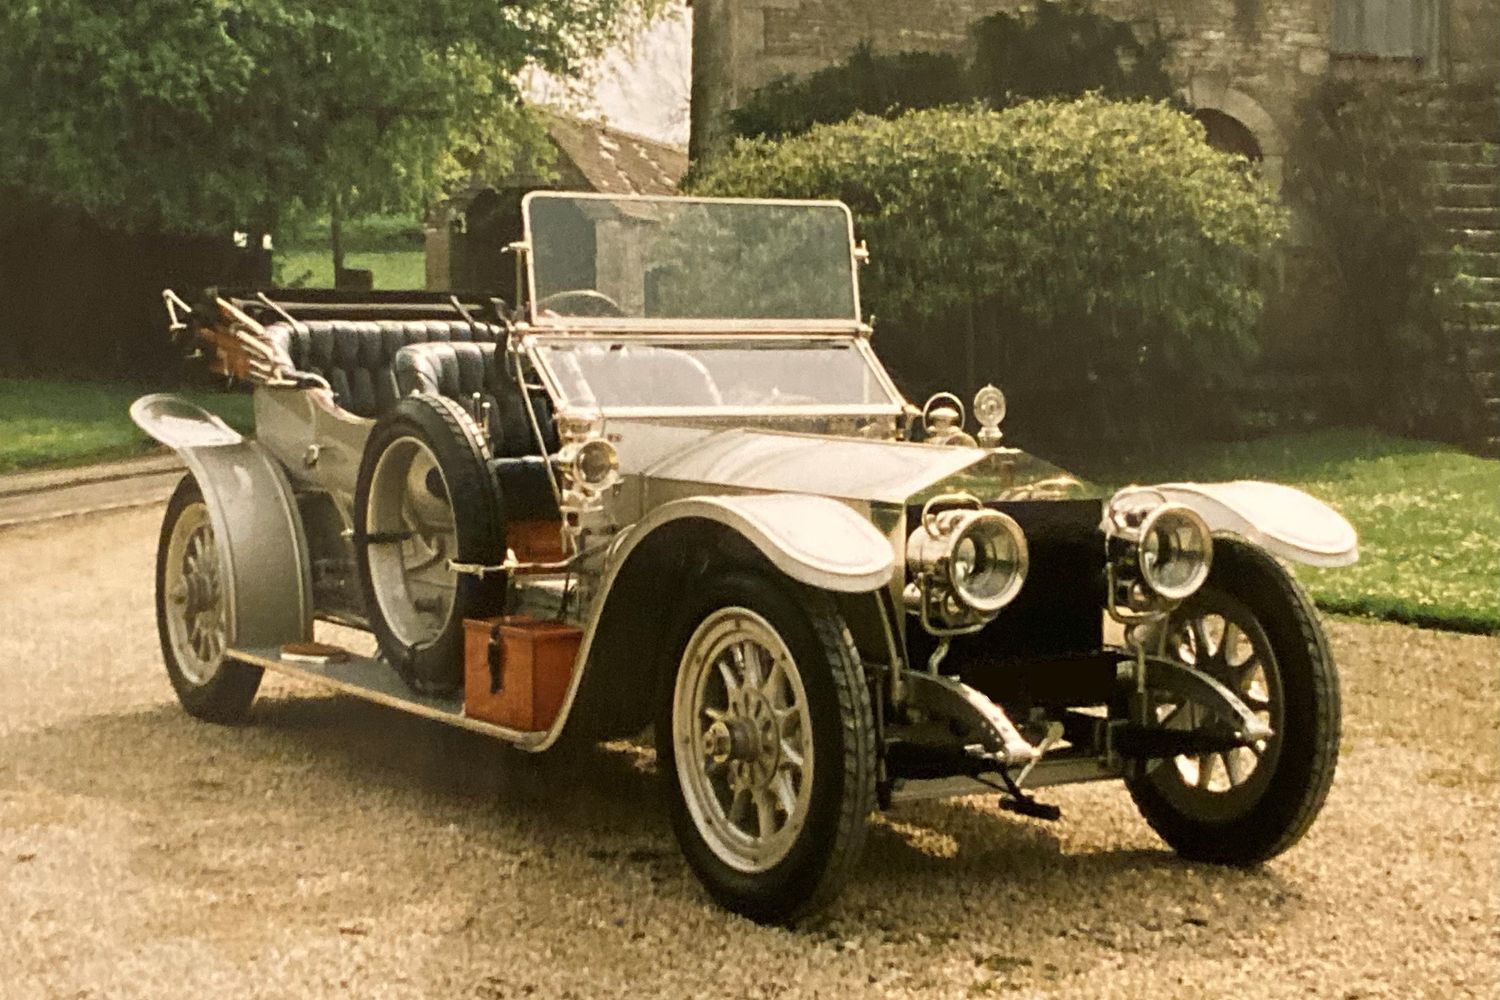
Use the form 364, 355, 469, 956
135, 192, 1357, 923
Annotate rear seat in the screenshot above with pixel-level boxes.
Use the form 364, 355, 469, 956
263, 319, 503, 418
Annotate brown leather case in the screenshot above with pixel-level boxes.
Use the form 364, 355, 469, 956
462, 616, 582, 731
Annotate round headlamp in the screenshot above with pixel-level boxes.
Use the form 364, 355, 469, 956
1136, 504, 1212, 601
908, 506, 1029, 619
947, 509, 1029, 613
567, 437, 620, 493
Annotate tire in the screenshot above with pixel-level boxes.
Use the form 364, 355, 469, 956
1126, 538, 1341, 865
655, 569, 877, 924
155, 476, 263, 723
354, 394, 506, 695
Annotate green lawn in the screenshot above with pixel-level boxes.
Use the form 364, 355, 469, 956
1071, 429, 1498, 634
275, 249, 427, 290
0, 378, 255, 474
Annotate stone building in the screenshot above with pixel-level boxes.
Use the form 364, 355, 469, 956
690, 0, 1500, 448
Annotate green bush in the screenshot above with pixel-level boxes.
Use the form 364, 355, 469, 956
1281, 80, 1469, 439
691, 98, 1286, 447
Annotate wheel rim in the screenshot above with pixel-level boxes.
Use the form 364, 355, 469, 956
673, 607, 815, 874
1149, 589, 1284, 816
164, 502, 226, 685
365, 436, 458, 648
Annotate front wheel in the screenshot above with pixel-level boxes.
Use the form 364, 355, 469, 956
656, 571, 876, 923
155, 476, 262, 723
1126, 539, 1341, 865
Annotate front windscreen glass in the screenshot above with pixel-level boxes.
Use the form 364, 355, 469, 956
532, 338, 902, 411
524, 194, 859, 325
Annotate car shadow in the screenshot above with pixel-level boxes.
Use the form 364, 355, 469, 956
1, 691, 1301, 935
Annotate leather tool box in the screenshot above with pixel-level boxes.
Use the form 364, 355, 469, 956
462, 616, 581, 731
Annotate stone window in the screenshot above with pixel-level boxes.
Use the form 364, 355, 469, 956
1331, 0, 1440, 60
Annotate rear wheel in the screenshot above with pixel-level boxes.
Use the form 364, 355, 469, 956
155, 476, 262, 723
656, 571, 876, 923
355, 395, 506, 695
1126, 539, 1340, 864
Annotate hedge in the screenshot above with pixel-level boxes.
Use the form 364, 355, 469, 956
690, 97, 1286, 448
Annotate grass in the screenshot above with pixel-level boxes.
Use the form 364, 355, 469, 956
1070, 428, 1498, 634
275, 249, 427, 290
275, 213, 427, 290
0, 378, 255, 475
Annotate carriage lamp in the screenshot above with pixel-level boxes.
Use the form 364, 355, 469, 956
921, 392, 978, 447
973, 385, 1006, 448
562, 437, 621, 495
1103, 489, 1213, 616
906, 496, 1029, 633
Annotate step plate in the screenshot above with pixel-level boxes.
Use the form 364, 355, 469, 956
231, 645, 543, 747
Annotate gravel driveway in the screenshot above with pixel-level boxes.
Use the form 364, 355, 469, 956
1, 505, 1495, 999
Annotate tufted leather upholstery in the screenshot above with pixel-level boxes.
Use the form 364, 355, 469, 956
393, 340, 559, 460
264, 319, 503, 418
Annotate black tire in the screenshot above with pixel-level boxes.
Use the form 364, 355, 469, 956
354, 394, 506, 695
1126, 538, 1341, 865
155, 476, 263, 724
655, 570, 877, 924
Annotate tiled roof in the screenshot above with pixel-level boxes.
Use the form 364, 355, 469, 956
543, 113, 688, 196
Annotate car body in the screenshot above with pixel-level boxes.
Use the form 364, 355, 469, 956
138, 192, 1357, 923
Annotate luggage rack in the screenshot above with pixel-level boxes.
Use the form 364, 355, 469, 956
163, 286, 514, 385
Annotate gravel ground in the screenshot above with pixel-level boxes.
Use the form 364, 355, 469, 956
1, 506, 1495, 999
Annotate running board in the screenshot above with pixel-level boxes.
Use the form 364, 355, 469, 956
230, 646, 544, 748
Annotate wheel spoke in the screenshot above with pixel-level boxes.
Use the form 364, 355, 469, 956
753, 788, 776, 839
762, 657, 785, 704
1196, 754, 1218, 789
1225, 747, 1255, 785
771, 771, 797, 816
1190, 619, 1214, 663
779, 738, 804, 771
716, 658, 740, 701
727, 787, 750, 828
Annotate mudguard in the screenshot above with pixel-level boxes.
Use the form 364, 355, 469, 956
1151, 481, 1358, 568
625, 494, 895, 593
528, 492, 895, 752
130, 394, 312, 648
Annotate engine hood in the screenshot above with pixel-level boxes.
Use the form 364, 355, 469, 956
613, 422, 1078, 506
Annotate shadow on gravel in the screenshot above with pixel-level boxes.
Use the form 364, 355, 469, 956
1, 693, 1298, 933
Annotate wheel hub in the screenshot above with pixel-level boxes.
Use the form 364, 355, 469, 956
705, 691, 784, 790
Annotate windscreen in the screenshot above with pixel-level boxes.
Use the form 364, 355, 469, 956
532, 338, 902, 411
525, 194, 859, 325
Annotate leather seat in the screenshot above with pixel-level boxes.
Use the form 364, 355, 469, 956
393, 340, 559, 459
394, 341, 563, 523
264, 319, 503, 418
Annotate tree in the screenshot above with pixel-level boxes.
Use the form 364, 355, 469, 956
0, 0, 657, 247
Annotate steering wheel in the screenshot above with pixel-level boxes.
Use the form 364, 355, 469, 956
536, 289, 626, 318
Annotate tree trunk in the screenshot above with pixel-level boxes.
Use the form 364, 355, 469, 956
330, 193, 346, 279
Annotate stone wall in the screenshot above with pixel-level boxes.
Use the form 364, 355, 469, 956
692, 0, 1498, 179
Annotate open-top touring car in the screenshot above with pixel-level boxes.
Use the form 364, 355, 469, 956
136, 192, 1357, 923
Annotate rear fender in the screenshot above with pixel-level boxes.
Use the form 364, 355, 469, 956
1149, 481, 1358, 568
131, 394, 312, 647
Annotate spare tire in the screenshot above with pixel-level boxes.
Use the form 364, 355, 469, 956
354, 394, 507, 694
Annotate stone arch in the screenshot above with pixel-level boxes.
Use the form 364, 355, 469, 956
1180, 79, 1287, 190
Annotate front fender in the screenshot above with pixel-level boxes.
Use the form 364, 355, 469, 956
131, 394, 312, 647
1151, 481, 1358, 568
527, 493, 895, 752
625, 494, 896, 593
